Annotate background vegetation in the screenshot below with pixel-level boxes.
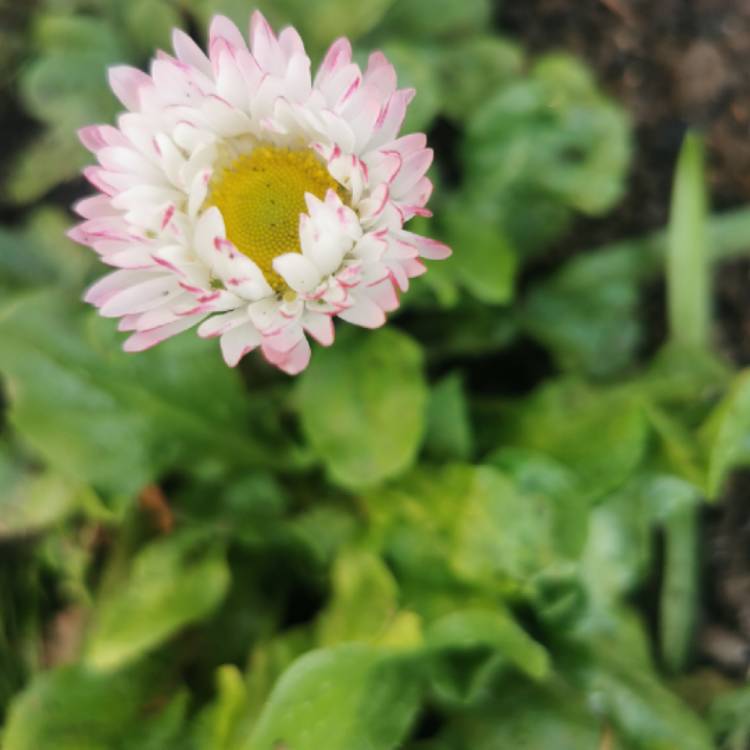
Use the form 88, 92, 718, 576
2, 1, 750, 748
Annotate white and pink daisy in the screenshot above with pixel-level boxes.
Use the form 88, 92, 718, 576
69, 11, 450, 374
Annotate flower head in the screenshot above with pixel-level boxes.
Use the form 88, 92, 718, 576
69, 11, 450, 373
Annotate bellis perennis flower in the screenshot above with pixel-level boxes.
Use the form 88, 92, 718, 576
69, 11, 450, 374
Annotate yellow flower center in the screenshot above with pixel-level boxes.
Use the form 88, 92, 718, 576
208, 146, 345, 291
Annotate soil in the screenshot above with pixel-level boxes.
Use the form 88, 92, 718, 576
497, 0, 750, 678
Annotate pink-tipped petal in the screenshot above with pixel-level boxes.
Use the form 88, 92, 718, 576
220, 322, 261, 366
338, 295, 387, 329
209, 14, 247, 53
173, 28, 212, 76
303, 312, 335, 346
263, 336, 311, 375
108, 66, 152, 112
123, 314, 205, 352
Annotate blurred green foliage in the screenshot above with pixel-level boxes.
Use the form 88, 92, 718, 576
2, 1, 750, 749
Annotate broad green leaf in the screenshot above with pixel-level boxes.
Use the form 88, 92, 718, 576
424, 373, 473, 461
640, 343, 729, 408
2, 662, 173, 750
451, 466, 569, 585
242, 629, 316, 731
426, 608, 549, 681
441, 201, 518, 304
290, 505, 359, 566
5, 127, 88, 204
0, 209, 92, 291
378, 0, 491, 40
297, 327, 427, 490
488, 448, 588, 560
23, 16, 121, 124
522, 249, 641, 378
0, 468, 84, 539
86, 530, 230, 670
317, 548, 400, 645
438, 36, 524, 123
367, 464, 572, 599
435, 682, 620, 750
463, 53, 630, 255
124, 0, 183, 58
580, 474, 701, 665
580, 481, 654, 613
0, 293, 298, 498
567, 641, 714, 750
246, 645, 422, 750
7, 13, 123, 203
497, 380, 648, 502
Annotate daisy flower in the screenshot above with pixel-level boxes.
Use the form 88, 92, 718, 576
69, 11, 450, 374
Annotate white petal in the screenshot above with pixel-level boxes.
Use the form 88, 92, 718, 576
220, 322, 262, 366
273, 253, 322, 293
193, 207, 225, 264
198, 308, 250, 338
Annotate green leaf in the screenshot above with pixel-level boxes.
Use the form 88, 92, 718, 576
0, 293, 298, 498
580, 481, 654, 615
297, 327, 427, 490
246, 645, 422, 750
441, 201, 518, 304
6, 12, 126, 203
0, 209, 92, 291
426, 608, 549, 681
437, 682, 618, 750
437, 36, 524, 123
463, 53, 630, 254
498, 380, 648, 502
423, 373, 474, 461
367, 464, 573, 597
4, 128, 88, 204
124, 0, 183, 58
488, 448, 588, 560
317, 548, 401, 646
640, 342, 730, 407
667, 132, 710, 350
23, 16, 120, 122
709, 684, 750, 750
567, 641, 715, 750
700, 369, 750, 498
658, 487, 700, 674
192, 665, 249, 750
86, 530, 230, 670
378, 0, 491, 40
0, 467, 85, 539
451, 466, 572, 585
2, 662, 172, 750
522, 249, 641, 378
